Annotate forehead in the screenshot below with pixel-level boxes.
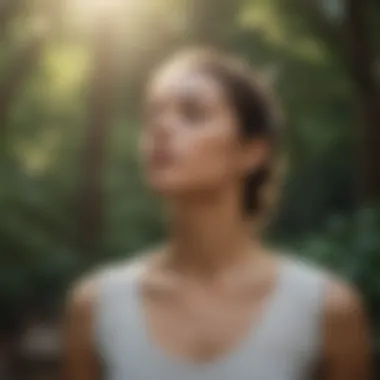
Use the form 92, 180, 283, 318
146, 62, 228, 104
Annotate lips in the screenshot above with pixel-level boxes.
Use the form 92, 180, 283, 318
149, 148, 174, 168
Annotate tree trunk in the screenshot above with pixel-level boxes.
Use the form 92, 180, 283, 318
346, 0, 380, 203
291, 0, 380, 204
76, 18, 119, 255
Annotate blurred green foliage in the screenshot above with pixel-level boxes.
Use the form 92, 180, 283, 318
0, 0, 379, 371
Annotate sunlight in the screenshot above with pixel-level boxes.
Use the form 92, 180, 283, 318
68, 0, 131, 29
73, 0, 127, 16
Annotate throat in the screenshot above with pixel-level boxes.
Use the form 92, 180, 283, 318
167, 237, 260, 279
166, 185, 261, 277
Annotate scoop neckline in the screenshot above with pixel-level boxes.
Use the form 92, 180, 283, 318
131, 256, 290, 372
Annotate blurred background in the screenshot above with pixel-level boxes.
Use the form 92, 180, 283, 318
0, 0, 379, 378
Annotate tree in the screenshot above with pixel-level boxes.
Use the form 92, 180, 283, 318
76, 15, 120, 255
288, 0, 380, 204
345, 0, 380, 204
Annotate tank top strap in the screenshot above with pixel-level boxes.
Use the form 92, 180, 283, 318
253, 256, 327, 372
93, 258, 146, 361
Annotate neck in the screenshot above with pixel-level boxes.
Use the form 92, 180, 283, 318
165, 185, 260, 276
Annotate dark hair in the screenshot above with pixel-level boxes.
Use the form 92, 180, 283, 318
156, 47, 283, 217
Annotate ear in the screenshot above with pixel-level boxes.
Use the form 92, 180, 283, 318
241, 138, 270, 174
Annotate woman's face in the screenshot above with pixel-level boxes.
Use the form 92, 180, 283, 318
140, 62, 257, 197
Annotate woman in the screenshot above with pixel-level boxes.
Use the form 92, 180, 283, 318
64, 48, 371, 380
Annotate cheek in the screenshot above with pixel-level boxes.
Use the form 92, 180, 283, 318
179, 124, 242, 188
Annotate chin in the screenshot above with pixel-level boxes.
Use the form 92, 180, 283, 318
145, 172, 216, 198
147, 175, 185, 195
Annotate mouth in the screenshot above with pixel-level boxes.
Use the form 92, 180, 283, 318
149, 148, 174, 169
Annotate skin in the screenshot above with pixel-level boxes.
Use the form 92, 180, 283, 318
63, 60, 372, 380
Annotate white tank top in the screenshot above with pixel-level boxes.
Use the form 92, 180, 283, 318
93, 255, 326, 380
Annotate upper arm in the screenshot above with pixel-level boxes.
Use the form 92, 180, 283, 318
62, 275, 101, 380
321, 278, 372, 380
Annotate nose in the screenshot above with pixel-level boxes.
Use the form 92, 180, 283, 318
150, 111, 177, 140
150, 121, 175, 154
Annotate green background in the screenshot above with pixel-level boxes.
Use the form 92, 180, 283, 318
0, 0, 379, 376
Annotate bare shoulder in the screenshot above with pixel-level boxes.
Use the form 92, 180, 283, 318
63, 270, 106, 380
283, 255, 364, 314
65, 271, 100, 318
322, 273, 369, 348
284, 252, 367, 326
64, 269, 111, 336
323, 274, 366, 324
321, 274, 372, 379
65, 255, 146, 317
63, 256, 149, 380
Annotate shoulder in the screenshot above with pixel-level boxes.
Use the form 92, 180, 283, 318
65, 270, 100, 324
322, 274, 368, 345
280, 255, 371, 376
322, 274, 367, 344
283, 254, 367, 326
279, 255, 366, 323
323, 275, 365, 323
282, 254, 363, 308
281, 254, 328, 294
63, 252, 151, 369
321, 275, 371, 377
65, 254, 147, 319
284, 256, 369, 345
